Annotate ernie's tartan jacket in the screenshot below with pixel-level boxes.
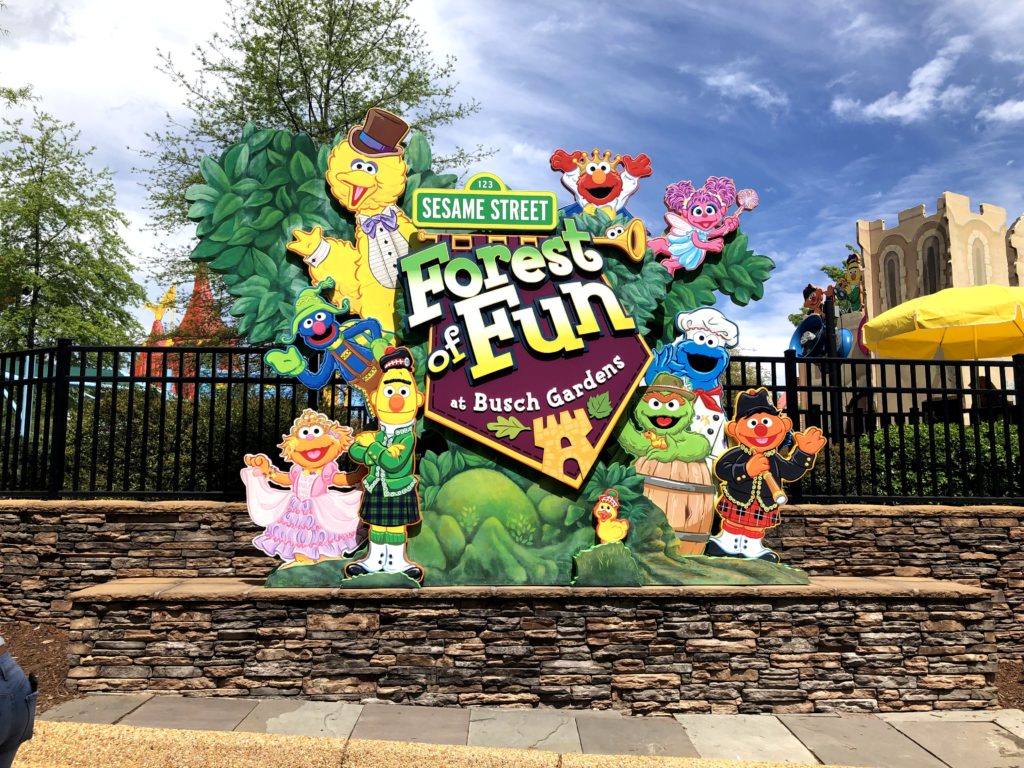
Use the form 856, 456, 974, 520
713, 444, 817, 513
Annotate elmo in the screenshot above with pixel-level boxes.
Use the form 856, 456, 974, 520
550, 148, 652, 219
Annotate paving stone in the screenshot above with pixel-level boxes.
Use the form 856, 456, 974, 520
40, 694, 153, 724
674, 714, 818, 763
235, 699, 363, 738
780, 714, 947, 768
576, 714, 697, 757
888, 720, 1024, 768
994, 710, 1024, 739
118, 695, 257, 731
468, 708, 581, 753
352, 702, 470, 745
883, 708, 1024, 741
879, 710, 1000, 722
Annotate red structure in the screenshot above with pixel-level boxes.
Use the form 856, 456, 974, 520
134, 267, 235, 397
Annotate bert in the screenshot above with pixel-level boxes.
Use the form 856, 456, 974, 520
346, 347, 425, 583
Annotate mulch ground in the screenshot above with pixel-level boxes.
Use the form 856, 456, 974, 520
0, 619, 76, 712
998, 660, 1024, 709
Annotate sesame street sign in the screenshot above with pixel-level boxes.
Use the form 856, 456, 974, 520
411, 173, 557, 231
400, 220, 651, 488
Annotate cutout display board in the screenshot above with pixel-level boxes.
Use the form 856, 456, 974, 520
186, 109, 816, 589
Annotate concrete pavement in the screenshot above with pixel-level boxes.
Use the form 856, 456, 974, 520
40, 695, 1024, 767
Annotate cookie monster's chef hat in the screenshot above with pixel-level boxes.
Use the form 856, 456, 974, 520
674, 308, 739, 349
282, 278, 350, 342
733, 387, 782, 420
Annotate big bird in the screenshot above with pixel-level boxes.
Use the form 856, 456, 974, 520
286, 108, 418, 333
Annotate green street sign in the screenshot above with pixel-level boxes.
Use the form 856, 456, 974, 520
412, 173, 557, 231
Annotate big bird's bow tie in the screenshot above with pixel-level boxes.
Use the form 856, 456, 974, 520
361, 209, 399, 234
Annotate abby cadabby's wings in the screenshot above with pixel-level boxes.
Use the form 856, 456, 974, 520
665, 211, 694, 236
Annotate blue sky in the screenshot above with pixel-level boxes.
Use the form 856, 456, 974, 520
2, 0, 1023, 352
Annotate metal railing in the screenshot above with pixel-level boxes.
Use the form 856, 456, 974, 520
721, 350, 1024, 504
0, 340, 370, 499
2, 341, 1023, 503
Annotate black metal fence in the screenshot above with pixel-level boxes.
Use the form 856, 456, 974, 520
0, 340, 370, 498
722, 350, 1024, 504
2, 341, 1023, 503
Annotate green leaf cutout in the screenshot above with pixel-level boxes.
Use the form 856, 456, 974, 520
587, 392, 613, 420
487, 416, 531, 441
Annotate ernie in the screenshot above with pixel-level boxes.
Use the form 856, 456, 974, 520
707, 388, 826, 563
346, 347, 425, 583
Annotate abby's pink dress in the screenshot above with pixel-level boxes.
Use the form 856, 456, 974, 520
241, 461, 362, 562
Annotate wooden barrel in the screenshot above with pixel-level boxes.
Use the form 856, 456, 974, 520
634, 458, 716, 555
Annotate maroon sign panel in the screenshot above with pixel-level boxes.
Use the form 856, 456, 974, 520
401, 227, 651, 488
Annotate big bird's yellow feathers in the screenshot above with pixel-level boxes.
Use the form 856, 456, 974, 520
286, 110, 417, 332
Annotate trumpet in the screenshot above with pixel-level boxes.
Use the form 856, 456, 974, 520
593, 218, 647, 262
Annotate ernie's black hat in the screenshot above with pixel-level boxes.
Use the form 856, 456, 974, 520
380, 346, 413, 372
733, 388, 781, 420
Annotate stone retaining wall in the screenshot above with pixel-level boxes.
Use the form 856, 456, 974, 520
0, 500, 271, 621
65, 578, 997, 715
3, 501, 1022, 654
776, 505, 1024, 659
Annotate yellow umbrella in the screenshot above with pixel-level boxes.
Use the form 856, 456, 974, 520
863, 285, 1024, 360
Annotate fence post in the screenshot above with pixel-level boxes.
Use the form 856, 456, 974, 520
1013, 354, 1024, 498
304, 350, 321, 412
784, 349, 800, 426
46, 338, 73, 499
784, 348, 803, 501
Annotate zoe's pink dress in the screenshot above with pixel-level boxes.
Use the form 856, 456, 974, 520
241, 462, 362, 562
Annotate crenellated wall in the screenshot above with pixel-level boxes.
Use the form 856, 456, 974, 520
857, 192, 1015, 318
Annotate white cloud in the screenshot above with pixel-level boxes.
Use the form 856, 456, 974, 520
833, 12, 904, 52
979, 99, 1024, 124
701, 69, 789, 110
930, 1, 1024, 66
831, 35, 973, 123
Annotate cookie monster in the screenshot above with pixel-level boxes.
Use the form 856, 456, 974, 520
645, 308, 740, 465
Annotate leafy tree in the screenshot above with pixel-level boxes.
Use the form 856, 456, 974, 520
139, 0, 485, 297
0, 109, 144, 348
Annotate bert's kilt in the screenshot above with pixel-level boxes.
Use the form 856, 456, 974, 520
716, 495, 781, 530
361, 481, 420, 528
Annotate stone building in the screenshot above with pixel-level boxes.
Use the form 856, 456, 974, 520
838, 192, 1023, 424
798, 193, 1022, 432
857, 191, 1023, 317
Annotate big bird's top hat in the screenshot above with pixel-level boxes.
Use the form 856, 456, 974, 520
348, 108, 410, 158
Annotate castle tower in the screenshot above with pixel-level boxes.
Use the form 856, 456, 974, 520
856, 192, 1013, 319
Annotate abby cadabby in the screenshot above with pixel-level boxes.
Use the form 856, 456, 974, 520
649, 177, 758, 275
